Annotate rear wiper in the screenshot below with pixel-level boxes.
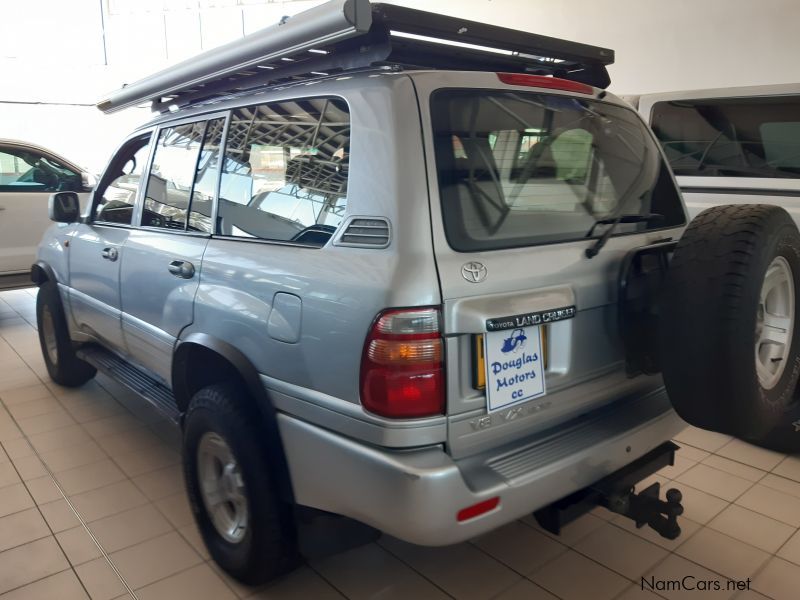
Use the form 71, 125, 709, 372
585, 213, 665, 258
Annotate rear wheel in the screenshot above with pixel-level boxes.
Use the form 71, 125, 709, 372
660, 204, 800, 450
36, 280, 96, 387
183, 383, 299, 584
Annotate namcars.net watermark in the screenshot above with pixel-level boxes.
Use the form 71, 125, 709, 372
642, 576, 751, 593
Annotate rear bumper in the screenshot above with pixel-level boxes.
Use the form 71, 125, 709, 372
277, 387, 684, 546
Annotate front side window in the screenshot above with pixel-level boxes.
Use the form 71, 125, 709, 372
651, 96, 800, 178
218, 97, 350, 247
0, 147, 81, 193
94, 134, 152, 225
431, 90, 684, 252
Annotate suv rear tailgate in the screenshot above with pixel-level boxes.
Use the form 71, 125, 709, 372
411, 71, 687, 458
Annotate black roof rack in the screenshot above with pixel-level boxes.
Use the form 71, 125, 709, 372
97, 0, 614, 115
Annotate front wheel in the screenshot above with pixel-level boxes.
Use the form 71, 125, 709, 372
183, 384, 298, 584
36, 281, 96, 387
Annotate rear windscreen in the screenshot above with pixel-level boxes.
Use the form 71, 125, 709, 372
430, 90, 684, 252
651, 96, 800, 179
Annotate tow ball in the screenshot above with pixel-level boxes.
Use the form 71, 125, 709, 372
534, 441, 684, 540
601, 483, 683, 539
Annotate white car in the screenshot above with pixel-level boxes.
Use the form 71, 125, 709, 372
626, 84, 800, 220
0, 139, 93, 289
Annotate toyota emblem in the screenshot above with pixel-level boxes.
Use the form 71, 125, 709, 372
462, 261, 487, 283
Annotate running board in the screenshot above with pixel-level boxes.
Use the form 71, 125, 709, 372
0, 272, 34, 291
77, 346, 181, 424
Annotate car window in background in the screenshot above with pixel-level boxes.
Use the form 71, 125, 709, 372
430, 90, 684, 252
651, 97, 800, 178
94, 135, 152, 225
0, 147, 82, 193
218, 97, 350, 247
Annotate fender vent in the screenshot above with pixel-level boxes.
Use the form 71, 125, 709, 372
335, 217, 391, 248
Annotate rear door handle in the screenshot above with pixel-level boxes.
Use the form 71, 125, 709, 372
101, 247, 118, 261
168, 260, 195, 279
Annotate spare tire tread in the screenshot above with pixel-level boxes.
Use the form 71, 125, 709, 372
660, 204, 800, 440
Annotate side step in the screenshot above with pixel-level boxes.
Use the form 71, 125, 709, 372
77, 346, 181, 424
0, 272, 34, 291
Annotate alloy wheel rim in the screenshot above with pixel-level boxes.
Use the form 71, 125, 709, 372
755, 256, 795, 390
41, 305, 59, 366
197, 432, 248, 544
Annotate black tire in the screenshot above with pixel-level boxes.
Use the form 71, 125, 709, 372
36, 280, 96, 387
183, 384, 299, 584
660, 204, 800, 450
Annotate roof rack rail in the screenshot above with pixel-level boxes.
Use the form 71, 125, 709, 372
97, 0, 615, 115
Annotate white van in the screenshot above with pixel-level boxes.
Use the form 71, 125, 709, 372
628, 84, 800, 220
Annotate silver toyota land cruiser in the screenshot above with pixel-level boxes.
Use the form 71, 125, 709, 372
32, 0, 800, 586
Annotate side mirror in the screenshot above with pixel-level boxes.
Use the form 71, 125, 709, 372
49, 191, 81, 223
81, 171, 97, 190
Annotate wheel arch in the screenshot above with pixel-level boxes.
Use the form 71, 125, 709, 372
30, 260, 57, 286
173, 333, 295, 503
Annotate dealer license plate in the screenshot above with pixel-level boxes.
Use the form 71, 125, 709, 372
484, 324, 546, 412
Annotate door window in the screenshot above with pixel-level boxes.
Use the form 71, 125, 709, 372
143, 118, 224, 233
188, 118, 225, 233
0, 147, 82, 193
94, 134, 152, 225
217, 97, 350, 247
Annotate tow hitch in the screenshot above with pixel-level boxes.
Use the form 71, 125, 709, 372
534, 441, 684, 540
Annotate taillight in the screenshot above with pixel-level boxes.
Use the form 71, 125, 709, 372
360, 307, 445, 418
496, 72, 594, 95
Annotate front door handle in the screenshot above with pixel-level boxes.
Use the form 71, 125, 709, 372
101, 247, 118, 261
168, 260, 195, 279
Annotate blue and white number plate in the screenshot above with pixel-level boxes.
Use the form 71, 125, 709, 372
484, 325, 546, 412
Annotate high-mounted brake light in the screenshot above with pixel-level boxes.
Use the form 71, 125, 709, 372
360, 307, 445, 418
496, 72, 594, 95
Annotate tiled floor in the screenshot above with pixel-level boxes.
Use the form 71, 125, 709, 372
1, 287, 799, 599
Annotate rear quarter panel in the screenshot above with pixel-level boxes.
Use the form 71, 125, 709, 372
184, 74, 441, 419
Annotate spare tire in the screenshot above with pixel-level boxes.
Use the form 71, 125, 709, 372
660, 204, 800, 451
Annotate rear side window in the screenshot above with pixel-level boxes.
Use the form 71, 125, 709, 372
651, 97, 800, 178
218, 97, 350, 247
143, 118, 224, 233
430, 90, 684, 252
